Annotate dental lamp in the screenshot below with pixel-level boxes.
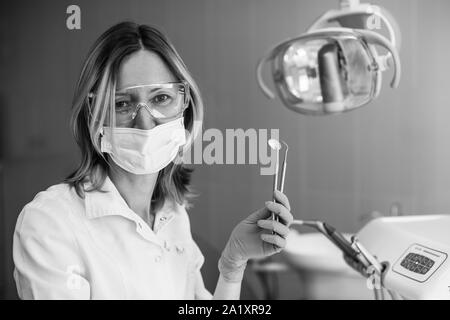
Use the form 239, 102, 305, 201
257, 0, 401, 115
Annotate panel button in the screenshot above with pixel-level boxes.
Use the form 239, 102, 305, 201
401, 253, 436, 274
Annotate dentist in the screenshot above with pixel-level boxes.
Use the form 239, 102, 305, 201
12, 22, 293, 300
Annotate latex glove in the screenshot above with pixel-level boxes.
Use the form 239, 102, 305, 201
218, 190, 293, 283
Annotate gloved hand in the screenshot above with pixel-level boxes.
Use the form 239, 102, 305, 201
218, 190, 293, 283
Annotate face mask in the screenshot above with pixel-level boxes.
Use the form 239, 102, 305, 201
256, 28, 401, 115
100, 117, 186, 174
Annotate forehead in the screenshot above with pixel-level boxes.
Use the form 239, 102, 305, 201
117, 50, 177, 90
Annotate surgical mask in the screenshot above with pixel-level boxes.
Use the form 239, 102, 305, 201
100, 117, 186, 174
256, 28, 401, 115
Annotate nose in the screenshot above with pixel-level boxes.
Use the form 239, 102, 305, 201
133, 103, 157, 130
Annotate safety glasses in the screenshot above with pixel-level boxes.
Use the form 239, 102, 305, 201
89, 81, 189, 127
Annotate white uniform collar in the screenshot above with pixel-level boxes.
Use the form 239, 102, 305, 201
84, 175, 175, 224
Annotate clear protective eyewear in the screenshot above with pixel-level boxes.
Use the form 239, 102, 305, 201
113, 81, 189, 127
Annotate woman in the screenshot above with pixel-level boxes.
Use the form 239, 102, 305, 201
12, 22, 293, 300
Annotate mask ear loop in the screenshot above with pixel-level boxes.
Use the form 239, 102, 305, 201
87, 92, 115, 173
87, 92, 105, 140
87, 92, 96, 122
97, 86, 118, 171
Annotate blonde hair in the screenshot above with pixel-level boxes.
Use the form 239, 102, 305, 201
65, 21, 203, 212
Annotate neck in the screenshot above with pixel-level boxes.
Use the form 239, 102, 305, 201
108, 164, 159, 224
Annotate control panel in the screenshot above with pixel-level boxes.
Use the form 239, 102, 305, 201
393, 244, 447, 283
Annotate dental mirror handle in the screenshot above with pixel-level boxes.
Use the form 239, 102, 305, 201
280, 153, 287, 193
272, 150, 280, 226
273, 144, 288, 227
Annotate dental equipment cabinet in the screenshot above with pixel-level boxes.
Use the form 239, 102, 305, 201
253, 0, 450, 300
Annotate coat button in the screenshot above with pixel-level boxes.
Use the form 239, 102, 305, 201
154, 255, 162, 263
175, 245, 185, 254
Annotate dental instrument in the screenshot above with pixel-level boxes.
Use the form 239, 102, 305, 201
268, 139, 288, 228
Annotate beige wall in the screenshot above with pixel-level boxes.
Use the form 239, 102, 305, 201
1, 0, 450, 299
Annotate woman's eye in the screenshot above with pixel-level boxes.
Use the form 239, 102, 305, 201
151, 94, 172, 106
115, 101, 132, 113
